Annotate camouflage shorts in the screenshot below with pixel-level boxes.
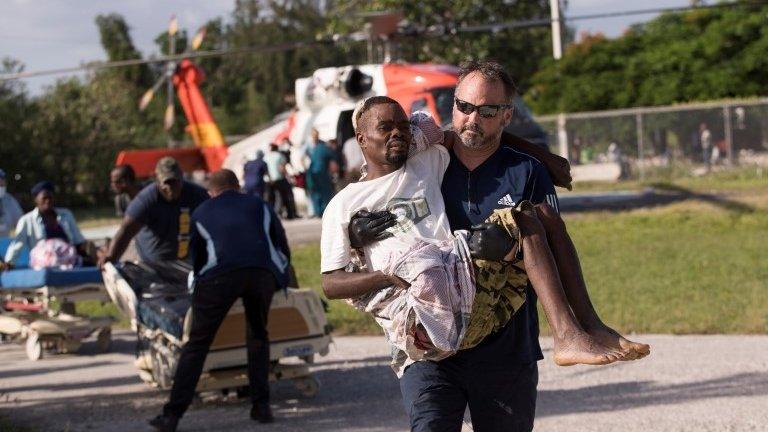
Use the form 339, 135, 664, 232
459, 201, 533, 350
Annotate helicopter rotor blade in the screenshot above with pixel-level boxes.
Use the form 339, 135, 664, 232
191, 26, 206, 51
164, 103, 175, 131
168, 15, 178, 37
138, 75, 167, 111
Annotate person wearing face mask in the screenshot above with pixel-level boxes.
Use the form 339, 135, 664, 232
98, 157, 208, 268
2, 181, 88, 270
0, 169, 23, 238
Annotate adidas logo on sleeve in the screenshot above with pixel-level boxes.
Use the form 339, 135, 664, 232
497, 194, 516, 207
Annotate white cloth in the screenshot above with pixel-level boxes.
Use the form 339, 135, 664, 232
321, 145, 452, 273
29, 238, 81, 270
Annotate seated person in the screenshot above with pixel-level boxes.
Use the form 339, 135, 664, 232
321, 98, 649, 374
1, 181, 91, 270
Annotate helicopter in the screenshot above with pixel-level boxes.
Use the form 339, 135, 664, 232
115, 16, 228, 178
222, 62, 549, 186
115, 14, 550, 188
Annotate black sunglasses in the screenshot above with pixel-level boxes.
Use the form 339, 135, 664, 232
454, 97, 512, 118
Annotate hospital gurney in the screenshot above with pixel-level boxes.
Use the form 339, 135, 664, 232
0, 239, 112, 361
102, 260, 332, 397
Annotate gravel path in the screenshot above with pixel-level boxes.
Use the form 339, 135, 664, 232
1, 332, 767, 431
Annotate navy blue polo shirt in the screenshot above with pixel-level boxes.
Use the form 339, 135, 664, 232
126, 181, 209, 263
189, 190, 291, 288
441, 144, 559, 365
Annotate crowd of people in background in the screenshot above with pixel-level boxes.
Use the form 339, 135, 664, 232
241, 127, 349, 220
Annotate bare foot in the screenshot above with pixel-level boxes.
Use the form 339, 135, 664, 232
585, 322, 650, 360
552, 329, 625, 366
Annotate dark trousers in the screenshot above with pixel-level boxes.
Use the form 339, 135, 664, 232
163, 268, 277, 418
267, 179, 297, 219
399, 358, 538, 432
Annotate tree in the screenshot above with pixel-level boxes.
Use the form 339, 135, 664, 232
27, 74, 164, 205
0, 58, 36, 203
527, 3, 768, 114
95, 13, 153, 89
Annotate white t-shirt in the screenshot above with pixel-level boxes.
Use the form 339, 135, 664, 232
321, 145, 452, 273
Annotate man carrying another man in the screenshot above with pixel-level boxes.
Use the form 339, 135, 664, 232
321, 61, 647, 431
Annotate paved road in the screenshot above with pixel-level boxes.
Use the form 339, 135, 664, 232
1, 333, 767, 432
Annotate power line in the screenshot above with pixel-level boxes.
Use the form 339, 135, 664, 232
459, 1, 767, 33
2, 1, 765, 82
0, 39, 335, 81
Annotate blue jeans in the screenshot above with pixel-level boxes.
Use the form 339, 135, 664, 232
400, 358, 538, 432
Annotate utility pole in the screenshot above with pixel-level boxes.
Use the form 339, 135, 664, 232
550, 0, 568, 160
549, 0, 563, 60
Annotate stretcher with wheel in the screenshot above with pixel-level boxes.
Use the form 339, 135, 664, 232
101, 260, 331, 397
0, 238, 112, 360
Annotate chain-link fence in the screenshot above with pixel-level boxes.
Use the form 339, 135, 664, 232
536, 98, 768, 181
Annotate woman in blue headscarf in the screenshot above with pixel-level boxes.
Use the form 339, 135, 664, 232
2, 181, 87, 269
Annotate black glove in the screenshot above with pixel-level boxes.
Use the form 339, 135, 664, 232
348, 209, 397, 249
468, 223, 515, 261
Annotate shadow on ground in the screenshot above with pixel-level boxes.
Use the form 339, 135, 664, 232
537, 371, 768, 418
560, 185, 757, 214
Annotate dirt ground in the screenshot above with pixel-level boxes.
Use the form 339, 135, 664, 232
1, 332, 767, 432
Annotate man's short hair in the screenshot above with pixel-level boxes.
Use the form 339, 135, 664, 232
352, 96, 401, 132
208, 169, 240, 192
112, 164, 136, 183
155, 157, 183, 183
457, 60, 518, 103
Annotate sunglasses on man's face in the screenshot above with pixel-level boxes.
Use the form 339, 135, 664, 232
454, 97, 512, 118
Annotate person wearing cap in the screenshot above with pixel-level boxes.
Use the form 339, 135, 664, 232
2, 181, 87, 269
149, 169, 290, 432
0, 169, 23, 238
242, 150, 269, 199
99, 157, 209, 267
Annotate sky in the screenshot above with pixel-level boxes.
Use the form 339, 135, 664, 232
0, 0, 692, 95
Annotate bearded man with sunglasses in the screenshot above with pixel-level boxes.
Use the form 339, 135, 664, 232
398, 61, 640, 431
384, 60, 553, 432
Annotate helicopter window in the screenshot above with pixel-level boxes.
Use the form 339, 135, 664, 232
431, 87, 455, 128
336, 110, 355, 144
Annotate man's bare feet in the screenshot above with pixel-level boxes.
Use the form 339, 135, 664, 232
552, 329, 625, 366
584, 322, 650, 360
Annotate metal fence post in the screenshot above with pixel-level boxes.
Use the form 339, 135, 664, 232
723, 104, 734, 164
557, 113, 569, 161
636, 112, 645, 181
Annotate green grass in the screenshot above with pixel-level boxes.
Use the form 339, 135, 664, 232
292, 189, 768, 336
568, 164, 768, 194
557, 196, 768, 335
71, 206, 121, 229
0, 416, 34, 432
291, 243, 379, 335
69, 300, 128, 328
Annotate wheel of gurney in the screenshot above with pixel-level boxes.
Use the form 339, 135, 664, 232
26, 332, 43, 361
96, 328, 112, 353
293, 376, 320, 397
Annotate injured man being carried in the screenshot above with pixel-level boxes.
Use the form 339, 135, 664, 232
320, 98, 649, 376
